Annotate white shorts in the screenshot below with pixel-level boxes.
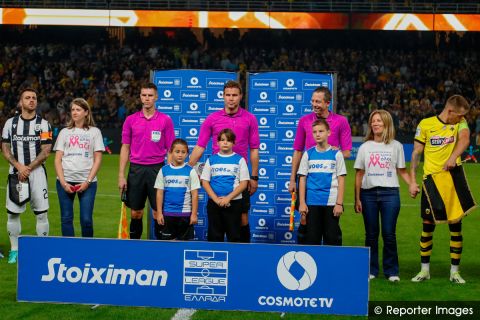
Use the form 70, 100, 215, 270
6, 166, 49, 214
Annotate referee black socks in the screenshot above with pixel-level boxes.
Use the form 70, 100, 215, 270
130, 218, 143, 239
297, 224, 307, 245
240, 224, 251, 243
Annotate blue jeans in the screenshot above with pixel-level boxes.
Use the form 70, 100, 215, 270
56, 180, 97, 237
360, 187, 400, 277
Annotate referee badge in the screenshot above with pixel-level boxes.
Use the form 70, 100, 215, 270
151, 130, 161, 142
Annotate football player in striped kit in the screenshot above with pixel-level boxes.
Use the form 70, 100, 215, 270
2, 88, 52, 264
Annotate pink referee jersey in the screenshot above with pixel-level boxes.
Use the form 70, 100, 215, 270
293, 112, 352, 152
122, 110, 175, 165
197, 108, 260, 161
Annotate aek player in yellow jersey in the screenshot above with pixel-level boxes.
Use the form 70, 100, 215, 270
409, 95, 473, 284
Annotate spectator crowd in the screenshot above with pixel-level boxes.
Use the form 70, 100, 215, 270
1, 27, 479, 142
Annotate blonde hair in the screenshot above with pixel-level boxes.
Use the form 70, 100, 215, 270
364, 110, 395, 144
67, 98, 96, 129
446, 94, 470, 113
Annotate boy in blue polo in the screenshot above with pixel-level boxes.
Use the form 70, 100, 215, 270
200, 129, 250, 242
297, 119, 346, 245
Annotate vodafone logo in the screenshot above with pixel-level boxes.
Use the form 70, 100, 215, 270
286, 79, 295, 87
164, 90, 172, 98
286, 104, 294, 112
259, 143, 267, 151
260, 92, 268, 100
258, 193, 266, 201
277, 251, 317, 291
259, 117, 268, 125
189, 128, 198, 136
217, 91, 223, 99
259, 168, 267, 176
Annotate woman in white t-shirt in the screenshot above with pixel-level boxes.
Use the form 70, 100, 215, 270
354, 110, 411, 282
54, 98, 105, 237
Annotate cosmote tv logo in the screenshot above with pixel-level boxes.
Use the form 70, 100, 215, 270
277, 251, 317, 290
258, 251, 334, 309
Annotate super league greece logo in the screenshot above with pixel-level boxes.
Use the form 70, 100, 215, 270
277, 251, 317, 291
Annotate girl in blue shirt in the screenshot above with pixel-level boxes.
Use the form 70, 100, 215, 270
154, 139, 200, 240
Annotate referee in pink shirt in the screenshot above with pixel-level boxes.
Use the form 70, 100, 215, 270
289, 86, 352, 243
189, 80, 260, 242
118, 83, 175, 239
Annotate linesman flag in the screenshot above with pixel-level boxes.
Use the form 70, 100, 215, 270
289, 192, 296, 231
423, 165, 477, 224
118, 202, 130, 239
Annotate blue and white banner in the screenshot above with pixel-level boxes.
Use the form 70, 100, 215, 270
247, 72, 336, 244
151, 70, 237, 240
18, 236, 369, 316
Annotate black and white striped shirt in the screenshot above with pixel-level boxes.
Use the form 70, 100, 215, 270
2, 114, 52, 173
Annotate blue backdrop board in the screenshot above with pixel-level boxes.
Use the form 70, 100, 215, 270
18, 236, 369, 316
247, 72, 336, 244
150, 70, 238, 240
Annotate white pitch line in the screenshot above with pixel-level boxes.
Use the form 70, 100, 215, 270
171, 308, 196, 320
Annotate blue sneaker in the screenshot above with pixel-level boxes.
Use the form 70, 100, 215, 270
8, 250, 18, 264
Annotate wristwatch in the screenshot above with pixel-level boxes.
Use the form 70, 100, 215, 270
250, 176, 259, 181
86, 179, 92, 185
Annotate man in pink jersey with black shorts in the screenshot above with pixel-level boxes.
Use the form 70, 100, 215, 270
289, 86, 352, 243
118, 82, 175, 239
189, 80, 260, 242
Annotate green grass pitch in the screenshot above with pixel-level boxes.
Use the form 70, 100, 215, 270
0, 155, 478, 320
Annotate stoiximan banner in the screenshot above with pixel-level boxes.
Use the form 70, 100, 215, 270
18, 236, 369, 316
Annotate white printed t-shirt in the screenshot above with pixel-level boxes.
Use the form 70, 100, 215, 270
354, 140, 406, 189
54, 126, 105, 182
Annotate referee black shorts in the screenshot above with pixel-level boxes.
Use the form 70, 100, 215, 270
126, 163, 163, 211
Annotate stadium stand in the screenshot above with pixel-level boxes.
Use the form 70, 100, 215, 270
1, 27, 479, 142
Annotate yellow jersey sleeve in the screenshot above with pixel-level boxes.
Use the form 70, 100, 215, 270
414, 119, 427, 144
458, 119, 468, 131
